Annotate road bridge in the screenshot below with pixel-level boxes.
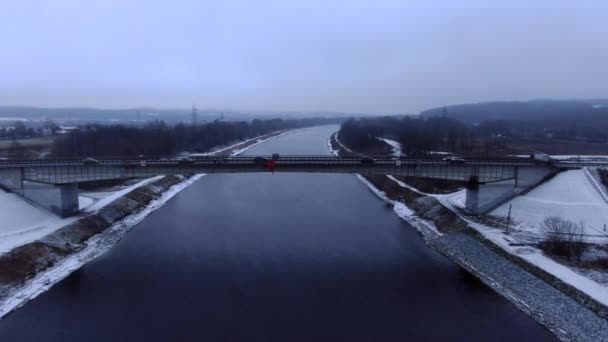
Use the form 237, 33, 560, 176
0, 156, 604, 217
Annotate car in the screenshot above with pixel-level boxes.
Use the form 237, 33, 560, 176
176, 157, 194, 164
82, 157, 99, 165
253, 156, 269, 164
360, 156, 375, 164
272, 153, 280, 160
443, 156, 465, 163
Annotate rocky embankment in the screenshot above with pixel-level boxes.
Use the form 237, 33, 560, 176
329, 132, 608, 341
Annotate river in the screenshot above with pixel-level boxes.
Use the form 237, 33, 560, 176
0, 125, 555, 341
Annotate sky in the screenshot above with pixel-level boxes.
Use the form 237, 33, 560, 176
0, 0, 607, 114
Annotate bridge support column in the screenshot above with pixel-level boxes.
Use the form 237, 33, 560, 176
465, 176, 517, 215
1, 167, 79, 217
21, 181, 80, 217
465, 166, 556, 215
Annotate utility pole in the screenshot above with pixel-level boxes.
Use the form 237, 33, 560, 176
505, 203, 512, 234
191, 105, 197, 126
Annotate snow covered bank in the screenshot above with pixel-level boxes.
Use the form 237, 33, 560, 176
228, 127, 311, 156
359, 172, 608, 339
433, 170, 608, 312
0, 174, 203, 319
327, 134, 339, 157
490, 169, 608, 243
0, 191, 75, 255
189, 127, 312, 157
0, 177, 163, 256
333, 132, 355, 154
355, 174, 445, 239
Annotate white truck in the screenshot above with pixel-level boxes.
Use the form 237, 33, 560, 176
531, 153, 552, 163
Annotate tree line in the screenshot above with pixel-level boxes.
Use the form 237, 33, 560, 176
339, 116, 473, 156
51, 118, 340, 158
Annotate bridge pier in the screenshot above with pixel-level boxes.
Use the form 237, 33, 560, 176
465, 166, 556, 215
0, 167, 79, 217
22, 181, 79, 217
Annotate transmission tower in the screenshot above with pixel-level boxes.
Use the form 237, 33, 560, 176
191, 105, 198, 125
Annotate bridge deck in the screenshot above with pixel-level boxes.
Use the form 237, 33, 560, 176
1, 156, 602, 185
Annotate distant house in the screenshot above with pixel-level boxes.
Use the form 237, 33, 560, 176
57, 126, 79, 135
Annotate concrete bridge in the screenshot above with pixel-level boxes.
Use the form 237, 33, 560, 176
0, 156, 604, 217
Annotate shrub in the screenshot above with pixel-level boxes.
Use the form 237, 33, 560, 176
540, 216, 588, 261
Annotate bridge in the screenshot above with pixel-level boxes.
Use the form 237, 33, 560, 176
1, 156, 605, 217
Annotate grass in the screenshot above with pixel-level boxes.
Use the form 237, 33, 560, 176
0, 136, 55, 149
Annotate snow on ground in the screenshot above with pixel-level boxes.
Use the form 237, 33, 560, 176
80, 176, 164, 213
327, 135, 339, 156
491, 169, 608, 241
0, 190, 78, 255
382, 171, 608, 308
356, 174, 442, 237
379, 138, 403, 157
468, 221, 608, 307
227, 128, 310, 156
424, 170, 608, 307
0, 176, 163, 255
334, 133, 354, 153
443, 189, 467, 209
188, 127, 310, 157
510, 154, 608, 161
78, 196, 95, 210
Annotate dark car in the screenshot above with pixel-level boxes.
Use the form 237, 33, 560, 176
253, 157, 269, 164
272, 153, 280, 160
360, 156, 375, 164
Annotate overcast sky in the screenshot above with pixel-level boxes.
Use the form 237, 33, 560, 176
0, 0, 606, 113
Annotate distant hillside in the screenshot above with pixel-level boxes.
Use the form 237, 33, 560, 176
0, 106, 360, 123
421, 99, 608, 124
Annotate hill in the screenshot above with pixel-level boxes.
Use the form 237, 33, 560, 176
421, 99, 608, 124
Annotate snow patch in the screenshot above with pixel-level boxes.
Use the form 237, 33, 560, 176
491, 169, 608, 242
355, 175, 442, 238
228, 128, 311, 156
379, 138, 403, 157
81, 176, 164, 213
327, 134, 339, 157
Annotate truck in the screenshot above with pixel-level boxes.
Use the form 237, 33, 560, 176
531, 153, 552, 163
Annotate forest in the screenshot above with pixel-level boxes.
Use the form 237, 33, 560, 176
51, 118, 339, 158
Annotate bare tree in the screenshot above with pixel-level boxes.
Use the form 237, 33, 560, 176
541, 216, 587, 261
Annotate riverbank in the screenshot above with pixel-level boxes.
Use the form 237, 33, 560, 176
329, 132, 608, 341
0, 127, 309, 319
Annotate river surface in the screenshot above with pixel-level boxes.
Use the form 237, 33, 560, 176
0, 125, 555, 341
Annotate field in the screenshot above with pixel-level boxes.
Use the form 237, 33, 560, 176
507, 139, 608, 155
0, 136, 55, 150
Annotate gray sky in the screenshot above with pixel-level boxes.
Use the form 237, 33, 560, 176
1, 0, 607, 113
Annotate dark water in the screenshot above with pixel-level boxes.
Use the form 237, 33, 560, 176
0, 126, 555, 341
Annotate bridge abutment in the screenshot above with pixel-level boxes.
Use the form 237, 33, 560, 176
22, 181, 79, 217
465, 166, 556, 215
0, 167, 79, 217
